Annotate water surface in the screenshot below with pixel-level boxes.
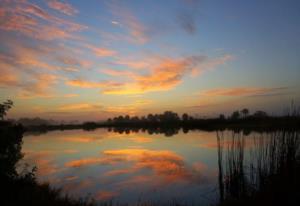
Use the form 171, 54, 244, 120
21, 128, 256, 205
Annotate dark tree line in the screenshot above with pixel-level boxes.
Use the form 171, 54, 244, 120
107, 108, 272, 124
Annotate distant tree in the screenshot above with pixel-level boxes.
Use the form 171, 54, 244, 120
115, 115, 124, 122
141, 116, 146, 122
124, 115, 130, 122
231, 111, 240, 120
241, 108, 249, 118
253, 110, 268, 118
131, 116, 139, 122
219, 114, 225, 120
0, 100, 13, 120
147, 114, 154, 122
188, 116, 194, 121
161, 111, 180, 122
182, 113, 189, 121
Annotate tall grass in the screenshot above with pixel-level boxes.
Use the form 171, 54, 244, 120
217, 130, 300, 206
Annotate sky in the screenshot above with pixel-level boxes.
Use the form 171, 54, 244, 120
0, 0, 300, 121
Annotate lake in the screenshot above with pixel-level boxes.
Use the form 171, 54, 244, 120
20, 128, 297, 205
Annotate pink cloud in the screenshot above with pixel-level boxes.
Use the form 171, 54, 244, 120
47, 0, 78, 16
201, 87, 287, 97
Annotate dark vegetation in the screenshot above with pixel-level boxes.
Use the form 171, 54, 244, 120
0, 101, 96, 206
216, 131, 300, 206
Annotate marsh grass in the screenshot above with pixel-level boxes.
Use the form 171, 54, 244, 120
217, 130, 300, 206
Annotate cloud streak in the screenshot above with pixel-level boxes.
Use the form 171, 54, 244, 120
201, 87, 288, 97
67, 54, 233, 95
47, 0, 78, 16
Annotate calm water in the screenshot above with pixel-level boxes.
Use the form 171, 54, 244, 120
21, 129, 257, 205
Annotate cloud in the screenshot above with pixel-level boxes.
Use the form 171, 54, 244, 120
16, 73, 60, 99
130, 136, 153, 143
177, 12, 196, 34
104, 55, 233, 95
67, 54, 233, 95
103, 100, 153, 115
58, 103, 102, 111
55, 55, 92, 68
108, 1, 149, 44
84, 44, 117, 57
66, 79, 122, 89
0, 66, 18, 87
201, 87, 288, 97
24, 150, 61, 176
63, 93, 79, 98
0, 1, 85, 40
95, 190, 119, 201
47, 0, 78, 16
61, 136, 98, 143
65, 149, 209, 185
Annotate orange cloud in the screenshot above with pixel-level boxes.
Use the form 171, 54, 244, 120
201, 87, 287, 97
65, 149, 209, 185
104, 100, 153, 115
24, 150, 61, 176
0, 66, 18, 87
56, 56, 92, 68
84, 44, 117, 57
17, 73, 59, 99
61, 136, 98, 143
66, 79, 122, 89
0, 1, 85, 40
47, 0, 78, 16
95, 190, 119, 201
65, 156, 126, 167
103, 55, 233, 95
67, 55, 232, 95
58, 103, 102, 111
63, 93, 79, 98
130, 136, 153, 143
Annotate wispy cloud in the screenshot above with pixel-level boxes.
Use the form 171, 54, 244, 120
95, 190, 119, 201
65, 149, 209, 185
0, 66, 18, 87
177, 12, 196, 34
47, 0, 78, 16
67, 54, 233, 95
58, 103, 102, 111
201, 87, 288, 97
0, 1, 85, 40
84, 44, 117, 57
17, 73, 59, 99
108, 1, 149, 44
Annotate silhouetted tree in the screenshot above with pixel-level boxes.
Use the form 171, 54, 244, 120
147, 113, 155, 122
0, 100, 13, 120
253, 110, 268, 118
231, 111, 240, 120
182, 113, 189, 121
161, 111, 180, 122
124, 115, 130, 122
219, 114, 225, 120
241, 108, 249, 118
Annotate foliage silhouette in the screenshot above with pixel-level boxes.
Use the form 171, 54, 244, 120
0, 99, 13, 120
0, 101, 96, 206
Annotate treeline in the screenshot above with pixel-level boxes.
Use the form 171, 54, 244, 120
2, 100, 300, 132
107, 109, 272, 123
105, 108, 300, 129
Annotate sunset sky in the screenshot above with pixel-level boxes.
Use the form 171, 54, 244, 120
0, 0, 300, 121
